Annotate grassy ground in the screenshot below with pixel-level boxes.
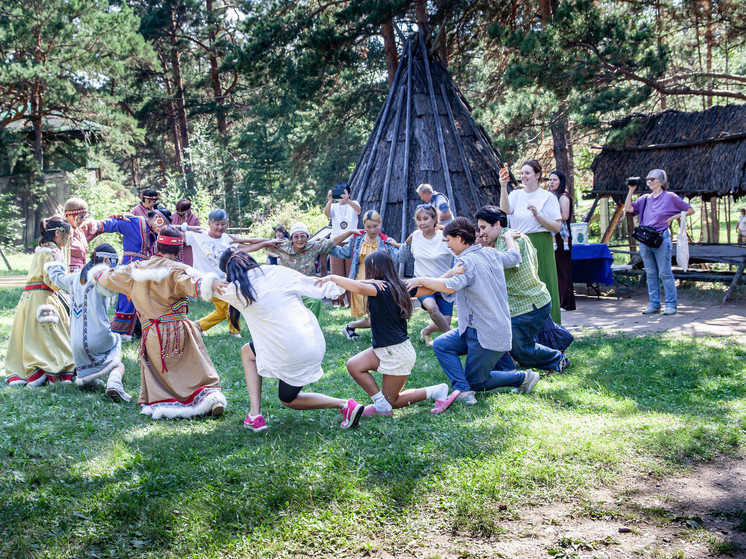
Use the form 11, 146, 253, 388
0, 286, 745, 558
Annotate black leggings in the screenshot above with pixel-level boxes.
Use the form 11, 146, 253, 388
249, 342, 303, 403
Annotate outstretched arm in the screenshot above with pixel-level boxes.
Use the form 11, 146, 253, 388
315, 274, 378, 296
330, 229, 360, 247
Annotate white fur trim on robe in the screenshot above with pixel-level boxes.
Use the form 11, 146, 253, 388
88, 264, 119, 297
131, 266, 171, 283
198, 273, 219, 302
36, 304, 60, 323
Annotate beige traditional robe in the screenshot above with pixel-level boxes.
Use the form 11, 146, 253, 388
93, 256, 226, 419
4, 244, 75, 385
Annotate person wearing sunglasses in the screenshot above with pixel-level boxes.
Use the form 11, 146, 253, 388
625, 169, 693, 315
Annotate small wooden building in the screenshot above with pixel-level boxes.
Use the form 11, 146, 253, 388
589, 104, 746, 243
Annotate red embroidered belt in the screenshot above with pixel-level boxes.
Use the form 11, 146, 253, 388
141, 312, 189, 373
25, 283, 53, 292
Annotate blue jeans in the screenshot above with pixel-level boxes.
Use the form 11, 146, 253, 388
495, 302, 562, 371
638, 229, 676, 308
432, 328, 525, 392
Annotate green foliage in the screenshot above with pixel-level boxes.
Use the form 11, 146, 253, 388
67, 170, 135, 220
0, 192, 22, 246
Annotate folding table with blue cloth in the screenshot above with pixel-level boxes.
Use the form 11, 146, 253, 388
571, 243, 614, 297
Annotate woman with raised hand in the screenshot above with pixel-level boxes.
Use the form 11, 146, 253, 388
4, 216, 75, 386
399, 204, 454, 346
500, 160, 562, 323
216, 248, 365, 432
92, 226, 227, 419
624, 169, 693, 316
331, 210, 407, 340
46, 243, 131, 401
318, 250, 454, 418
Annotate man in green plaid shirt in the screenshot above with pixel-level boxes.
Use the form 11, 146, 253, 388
475, 206, 569, 373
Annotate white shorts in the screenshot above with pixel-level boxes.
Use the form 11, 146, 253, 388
373, 339, 417, 376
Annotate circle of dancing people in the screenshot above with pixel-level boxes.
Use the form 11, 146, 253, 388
4, 167, 579, 427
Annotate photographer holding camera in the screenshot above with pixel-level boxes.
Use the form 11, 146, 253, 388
625, 170, 693, 316
325, 184, 361, 307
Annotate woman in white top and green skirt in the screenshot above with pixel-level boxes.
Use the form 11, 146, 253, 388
500, 160, 563, 324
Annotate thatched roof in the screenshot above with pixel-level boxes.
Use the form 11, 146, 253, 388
590, 104, 746, 201
347, 30, 506, 246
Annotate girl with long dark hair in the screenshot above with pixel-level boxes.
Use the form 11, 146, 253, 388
548, 170, 576, 311
317, 251, 453, 417
216, 248, 365, 431
5, 216, 75, 386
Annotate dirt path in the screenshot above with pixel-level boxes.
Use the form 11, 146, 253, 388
562, 289, 746, 338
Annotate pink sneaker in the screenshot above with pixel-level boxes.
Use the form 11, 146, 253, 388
363, 404, 393, 418
244, 413, 267, 432
340, 398, 364, 429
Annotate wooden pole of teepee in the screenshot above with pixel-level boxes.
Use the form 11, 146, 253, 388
355, 44, 407, 205
419, 29, 456, 213
399, 41, 414, 276
440, 82, 480, 214
378, 64, 407, 225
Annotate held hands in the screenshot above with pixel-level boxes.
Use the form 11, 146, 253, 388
442, 264, 465, 279
361, 279, 387, 290
502, 229, 522, 240
404, 277, 421, 291
212, 280, 229, 296
314, 275, 337, 287
405, 233, 414, 246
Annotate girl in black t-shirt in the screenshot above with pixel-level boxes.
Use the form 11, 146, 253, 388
318, 251, 460, 417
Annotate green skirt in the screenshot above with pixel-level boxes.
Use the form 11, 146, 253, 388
526, 232, 562, 324
302, 296, 323, 325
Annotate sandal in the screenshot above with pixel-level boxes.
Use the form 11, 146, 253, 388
431, 390, 461, 414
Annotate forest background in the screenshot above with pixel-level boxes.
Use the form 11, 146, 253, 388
0, 0, 744, 246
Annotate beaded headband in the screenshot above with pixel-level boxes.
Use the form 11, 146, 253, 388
65, 208, 88, 216
156, 234, 184, 246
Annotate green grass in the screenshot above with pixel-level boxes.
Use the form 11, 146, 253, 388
0, 290, 744, 558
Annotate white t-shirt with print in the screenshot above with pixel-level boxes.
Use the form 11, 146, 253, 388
507, 188, 561, 234
411, 230, 454, 278
184, 231, 234, 277
330, 201, 360, 242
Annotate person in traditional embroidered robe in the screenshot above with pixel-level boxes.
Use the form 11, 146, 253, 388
92, 226, 227, 419
45, 243, 132, 401
4, 217, 75, 386
90, 211, 167, 340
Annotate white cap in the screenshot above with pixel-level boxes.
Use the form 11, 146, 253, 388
289, 222, 310, 237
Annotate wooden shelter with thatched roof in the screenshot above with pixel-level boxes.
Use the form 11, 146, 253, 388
588, 104, 746, 243
347, 29, 507, 268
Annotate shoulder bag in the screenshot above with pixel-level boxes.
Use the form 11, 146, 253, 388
632, 195, 663, 248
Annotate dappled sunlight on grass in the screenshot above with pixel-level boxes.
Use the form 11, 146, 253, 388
0, 289, 744, 557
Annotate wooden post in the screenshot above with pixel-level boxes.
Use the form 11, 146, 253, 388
626, 213, 637, 250
0, 245, 12, 271
399, 41, 413, 276
600, 197, 610, 239
601, 203, 624, 244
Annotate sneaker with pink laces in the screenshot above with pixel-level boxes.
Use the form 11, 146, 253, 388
339, 398, 364, 429
362, 404, 393, 418
244, 413, 268, 432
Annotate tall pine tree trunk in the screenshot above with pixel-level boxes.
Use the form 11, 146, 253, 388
170, 5, 193, 188
435, 0, 449, 66
381, 19, 398, 88
551, 111, 575, 204
158, 52, 184, 177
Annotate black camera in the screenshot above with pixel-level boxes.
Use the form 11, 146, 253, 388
626, 177, 641, 188
331, 186, 346, 200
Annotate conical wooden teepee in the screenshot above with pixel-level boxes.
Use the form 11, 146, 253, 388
347, 29, 507, 251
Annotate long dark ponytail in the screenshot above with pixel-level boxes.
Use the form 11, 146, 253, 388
219, 248, 263, 330
364, 251, 412, 320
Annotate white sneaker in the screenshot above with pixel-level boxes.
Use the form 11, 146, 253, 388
455, 390, 477, 405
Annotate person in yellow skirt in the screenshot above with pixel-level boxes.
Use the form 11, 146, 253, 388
4, 216, 75, 386
331, 210, 407, 340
